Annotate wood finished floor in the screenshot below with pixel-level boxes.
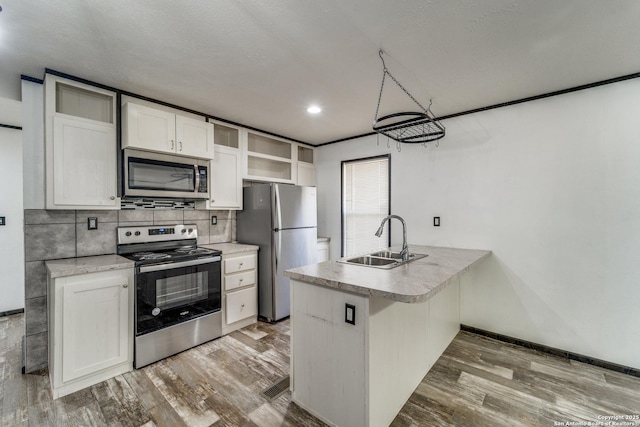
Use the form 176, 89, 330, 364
1, 313, 639, 427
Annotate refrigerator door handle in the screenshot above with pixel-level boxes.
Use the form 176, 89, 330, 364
274, 184, 282, 231
275, 230, 282, 273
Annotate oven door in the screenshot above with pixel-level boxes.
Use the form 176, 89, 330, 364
135, 257, 221, 336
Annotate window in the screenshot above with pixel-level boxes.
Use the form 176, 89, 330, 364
341, 155, 391, 257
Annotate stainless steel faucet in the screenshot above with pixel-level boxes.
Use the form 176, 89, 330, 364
375, 214, 410, 261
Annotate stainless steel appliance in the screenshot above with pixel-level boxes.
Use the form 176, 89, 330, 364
237, 184, 317, 322
117, 224, 222, 368
123, 149, 209, 199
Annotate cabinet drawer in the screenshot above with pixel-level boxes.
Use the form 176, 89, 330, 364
224, 255, 256, 273
225, 270, 256, 292
226, 286, 257, 324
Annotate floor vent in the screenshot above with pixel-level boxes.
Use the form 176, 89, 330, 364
260, 375, 290, 402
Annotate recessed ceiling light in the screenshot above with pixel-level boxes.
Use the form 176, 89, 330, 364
306, 105, 321, 114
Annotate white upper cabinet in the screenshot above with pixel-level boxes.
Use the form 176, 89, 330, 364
45, 74, 118, 209
245, 131, 295, 183
297, 145, 316, 187
122, 103, 175, 153
176, 115, 215, 158
204, 121, 244, 210
123, 102, 214, 159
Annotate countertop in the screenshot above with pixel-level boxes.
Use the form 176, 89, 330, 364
45, 255, 134, 279
285, 245, 491, 303
201, 242, 259, 255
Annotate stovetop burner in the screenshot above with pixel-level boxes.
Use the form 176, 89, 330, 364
125, 246, 220, 265
116, 224, 221, 266
174, 246, 213, 255
132, 252, 172, 261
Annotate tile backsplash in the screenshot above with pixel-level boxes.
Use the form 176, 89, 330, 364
23, 208, 236, 373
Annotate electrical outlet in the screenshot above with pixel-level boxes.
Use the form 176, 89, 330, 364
87, 217, 98, 230
434, 217, 440, 227
345, 303, 356, 325
211, 216, 217, 225
0, 216, 5, 226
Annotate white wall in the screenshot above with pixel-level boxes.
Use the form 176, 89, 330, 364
315, 78, 640, 369
21, 80, 45, 209
0, 97, 25, 312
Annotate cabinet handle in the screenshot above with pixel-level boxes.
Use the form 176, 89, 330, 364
239, 278, 243, 282
171, 140, 175, 150
179, 141, 183, 151
239, 262, 243, 267
123, 284, 128, 288
110, 196, 116, 200
211, 199, 215, 203
241, 303, 245, 309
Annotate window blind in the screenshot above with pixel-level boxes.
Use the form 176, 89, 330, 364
342, 156, 390, 257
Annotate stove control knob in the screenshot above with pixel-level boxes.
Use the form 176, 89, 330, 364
125, 231, 132, 237
135, 231, 141, 236
181, 229, 187, 233
188, 228, 194, 233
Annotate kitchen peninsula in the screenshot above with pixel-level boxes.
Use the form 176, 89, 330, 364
285, 245, 491, 427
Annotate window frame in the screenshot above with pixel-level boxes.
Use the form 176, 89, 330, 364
340, 154, 391, 257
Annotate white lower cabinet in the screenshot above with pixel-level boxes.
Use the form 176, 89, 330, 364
49, 268, 134, 399
222, 251, 258, 335
226, 286, 258, 325
291, 278, 461, 427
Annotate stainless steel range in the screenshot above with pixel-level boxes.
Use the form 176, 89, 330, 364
117, 224, 222, 368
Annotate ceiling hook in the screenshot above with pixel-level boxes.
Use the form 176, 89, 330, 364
379, 49, 387, 72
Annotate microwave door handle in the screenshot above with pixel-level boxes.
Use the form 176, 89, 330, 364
194, 165, 200, 193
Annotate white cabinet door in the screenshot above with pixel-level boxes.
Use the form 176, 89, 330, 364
122, 102, 176, 153
176, 115, 214, 159
297, 163, 316, 186
51, 116, 118, 208
225, 270, 256, 292
226, 286, 258, 324
209, 146, 242, 209
60, 272, 130, 383
223, 253, 257, 274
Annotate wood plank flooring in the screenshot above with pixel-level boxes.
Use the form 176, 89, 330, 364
2, 313, 639, 427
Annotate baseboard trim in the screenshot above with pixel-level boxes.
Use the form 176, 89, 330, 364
460, 324, 640, 378
0, 308, 24, 317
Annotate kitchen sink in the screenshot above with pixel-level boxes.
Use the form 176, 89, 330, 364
343, 255, 398, 267
338, 250, 428, 269
368, 250, 403, 259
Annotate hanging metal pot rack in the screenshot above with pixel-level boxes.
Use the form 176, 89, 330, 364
373, 50, 445, 149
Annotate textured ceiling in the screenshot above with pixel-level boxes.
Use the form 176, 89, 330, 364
1, 0, 639, 145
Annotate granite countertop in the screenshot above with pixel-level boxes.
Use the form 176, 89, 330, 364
45, 255, 134, 279
317, 236, 330, 243
285, 245, 491, 303
201, 242, 259, 255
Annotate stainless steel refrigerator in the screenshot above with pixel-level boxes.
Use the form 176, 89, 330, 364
237, 184, 317, 322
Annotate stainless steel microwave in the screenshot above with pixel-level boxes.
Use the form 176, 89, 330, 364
123, 149, 209, 199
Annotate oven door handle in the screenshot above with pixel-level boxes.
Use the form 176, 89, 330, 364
139, 256, 221, 273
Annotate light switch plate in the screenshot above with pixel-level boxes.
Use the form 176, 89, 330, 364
211, 216, 217, 225
434, 217, 440, 227
88, 217, 98, 230
0, 216, 5, 226
345, 303, 356, 325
